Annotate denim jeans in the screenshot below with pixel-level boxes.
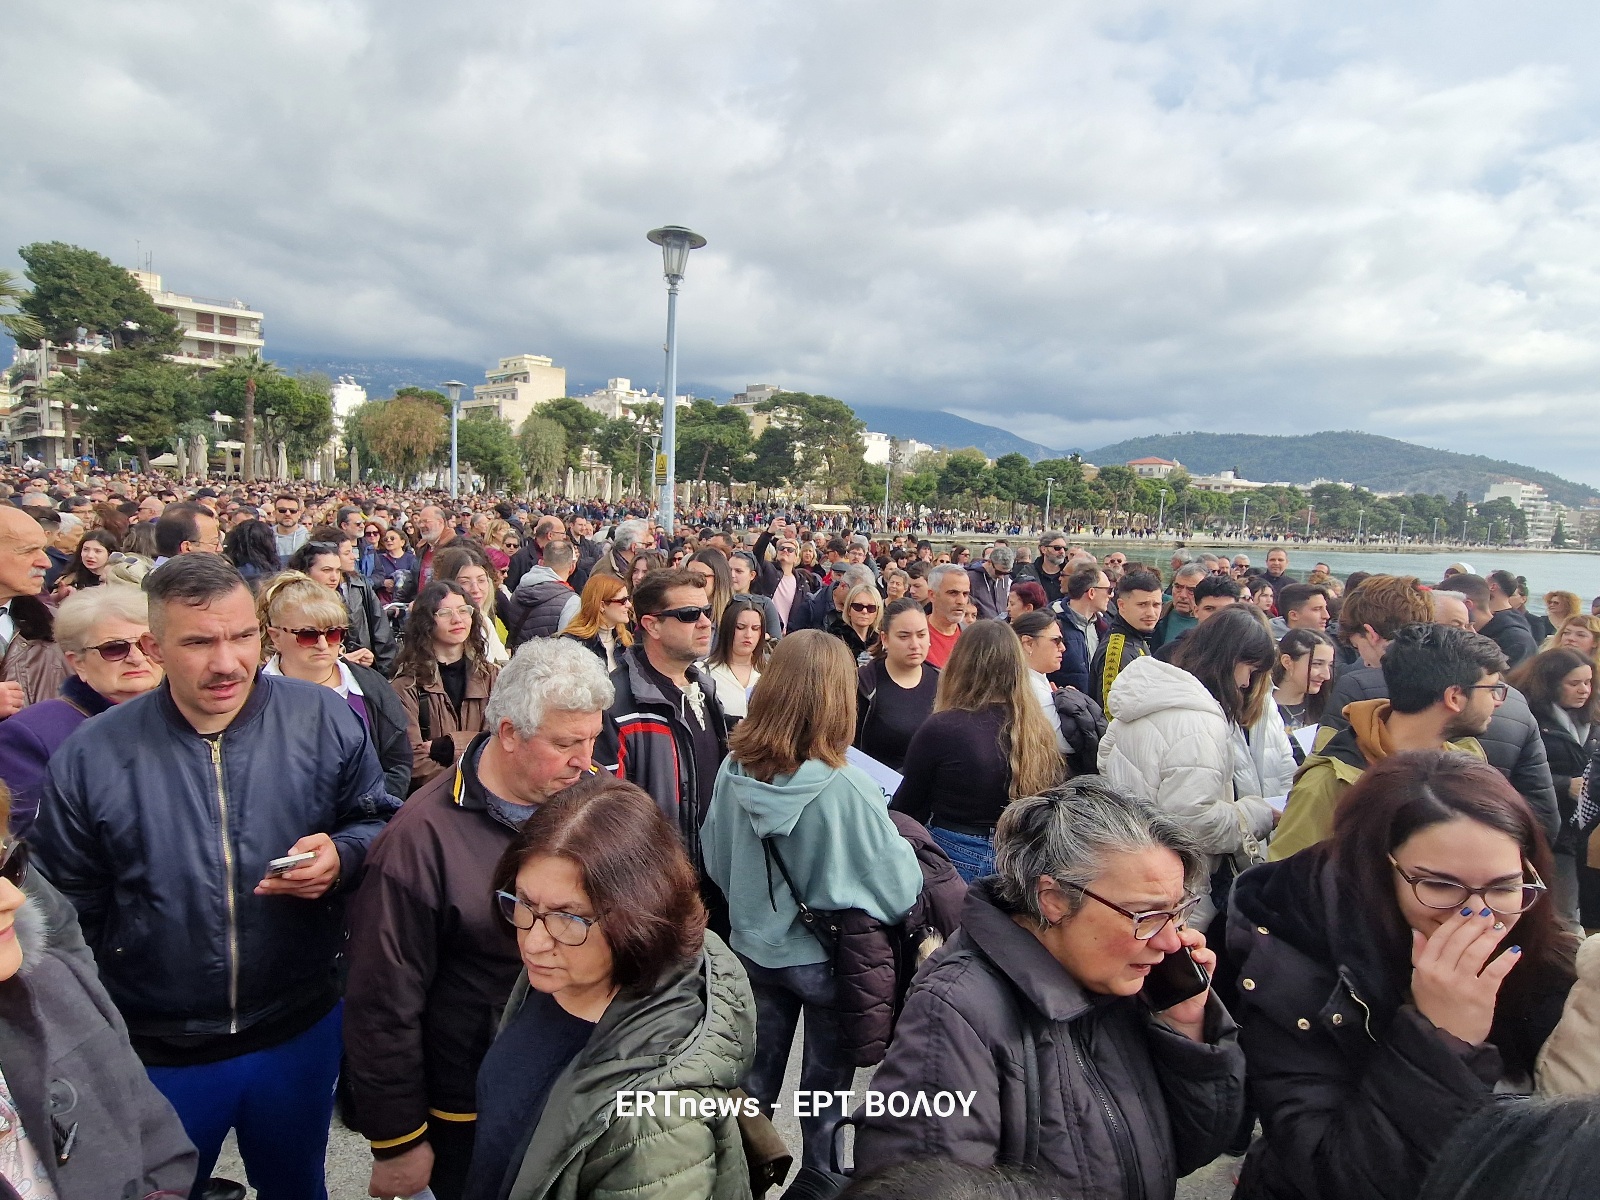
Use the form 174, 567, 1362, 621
738, 955, 855, 1172
930, 825, 995, 883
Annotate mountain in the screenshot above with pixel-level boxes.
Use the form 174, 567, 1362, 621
266, 351, 488, 398
1085, 431, 1600, 507
847, 404, 1062, 461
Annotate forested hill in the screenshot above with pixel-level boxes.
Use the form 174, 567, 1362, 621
1086, 431, 1599, 507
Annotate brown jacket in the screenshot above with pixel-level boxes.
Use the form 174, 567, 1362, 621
342, 736, 526, 1157
0, 594, 67, 711
393, 660, 499, 791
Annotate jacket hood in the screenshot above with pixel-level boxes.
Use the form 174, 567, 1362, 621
516, 564, 566, 591
1345, 698, 1394, 763
721, 758, 841, 839
1105, 655, 1222, 724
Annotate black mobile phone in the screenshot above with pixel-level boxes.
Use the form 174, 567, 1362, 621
1142, 946, 1211, 1012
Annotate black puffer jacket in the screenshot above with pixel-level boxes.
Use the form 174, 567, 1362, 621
33, 675, 393, 1055
1321, 667, 1560, 846
1226, 848, 1573, 1200
855, 880, 1246, 1193
1529, 701, 1594, 854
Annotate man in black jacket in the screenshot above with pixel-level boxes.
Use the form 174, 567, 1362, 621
34, 554, 392, 1199
1436, 572, 1539, 669
1089, 570, 1163, 715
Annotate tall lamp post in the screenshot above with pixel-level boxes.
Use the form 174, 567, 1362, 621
1157, 488, 1169, 534
443, 381, 466, 498
647, 225, 707, 537
1043, 477, 1055, 531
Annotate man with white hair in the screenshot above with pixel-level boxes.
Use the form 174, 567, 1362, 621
591, 517, 650, 580
965, 543, 1015, 620
344, 638, 615, 1200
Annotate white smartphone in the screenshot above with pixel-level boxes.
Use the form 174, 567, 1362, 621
266, 851, 317, 876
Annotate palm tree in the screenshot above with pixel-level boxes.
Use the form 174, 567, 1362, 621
0, 271, 42, 344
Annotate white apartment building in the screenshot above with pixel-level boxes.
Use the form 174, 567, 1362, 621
581, 378, 660, 421
1127, 456, 1182, 478
862, 431, 934, 466
131, 270, 265, 366
1484, 480, 1560, 544
467, 354, 568, 428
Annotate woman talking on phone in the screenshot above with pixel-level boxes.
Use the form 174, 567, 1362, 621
856, 778, 1246, 1193
1226, 751, 1577, 1200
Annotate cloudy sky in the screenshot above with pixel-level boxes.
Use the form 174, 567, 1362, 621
7, 1, 1600, 479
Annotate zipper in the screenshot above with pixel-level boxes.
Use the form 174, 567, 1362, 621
1071, 1018, 1143, 1200
208, 737, 240, 1034
1336, 967, 1377, 1041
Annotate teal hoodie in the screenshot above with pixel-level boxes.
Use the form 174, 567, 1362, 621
701, 758, 924, 970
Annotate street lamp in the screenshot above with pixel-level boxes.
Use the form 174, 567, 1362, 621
443, 381, 466, 498
1240, 496, 1250, 537
646, 225, 707, 537
1433, 516, 1440, 544
1043, 477, 1055, 530
1158, 488, 1169, 534
1357, 507, 1365, 542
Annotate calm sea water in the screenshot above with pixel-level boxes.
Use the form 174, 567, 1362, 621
1187, 547, 1600, 615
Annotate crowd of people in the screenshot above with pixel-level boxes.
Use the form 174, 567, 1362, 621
0, 466, 1596, 1200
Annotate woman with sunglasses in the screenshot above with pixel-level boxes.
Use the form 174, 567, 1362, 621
372, 526, 421, 607
0, 585, 161, 838
288, 535, 395, 676
1013, 610, 1071, 753
831, 582, 883, 664
857, 779, 1245, 1190
1226, 751, 1578, 1200
393, 581, 500, 792
0, 786, 199, 1198
469, 776, 755, 1200
560, 574, 634, 674
258, 573, 412, 802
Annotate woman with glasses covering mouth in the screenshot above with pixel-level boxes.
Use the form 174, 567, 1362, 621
856, 779, 1246, 1193
257, 572, 412, 802
1226, 750, 1579, 1200
0, 584, 162, 838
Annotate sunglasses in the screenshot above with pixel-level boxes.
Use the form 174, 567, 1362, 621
849, 602, 880, 615
276, 626, 347, 648
85, 637, 142, 661
648, 605, 714, 623
0, 840, 28, 889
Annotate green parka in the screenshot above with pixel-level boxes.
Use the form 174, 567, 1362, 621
499, 931, 756, 1200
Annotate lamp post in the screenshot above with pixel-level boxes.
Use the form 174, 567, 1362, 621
1357, 507, 1364, 542
1157, 488, 1168, 534
1240, 496, 1250, 538
1398, 513, 1405, 544
1433, 516, 1440, 544
443, 381, 466, 498
881, 441, 896, 532
646, 225, 706, 537
1043, 476, 1055, 531
1305, 505, 1313, 539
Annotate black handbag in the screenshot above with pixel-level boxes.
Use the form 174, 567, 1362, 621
761, 838, 843, 960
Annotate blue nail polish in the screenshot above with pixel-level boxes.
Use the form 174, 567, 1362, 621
1461, 908, 1474, 916
1511, 946, 1522, 954
1480, 908, 1492, 918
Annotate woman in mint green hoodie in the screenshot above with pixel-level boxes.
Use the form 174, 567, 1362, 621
701, 630, 924, 1172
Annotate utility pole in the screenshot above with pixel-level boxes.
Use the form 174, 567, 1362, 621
1044, 476, 1055, 530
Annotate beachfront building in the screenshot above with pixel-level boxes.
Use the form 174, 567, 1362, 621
1484, 480, 1560, 545
467, 354, 568, 428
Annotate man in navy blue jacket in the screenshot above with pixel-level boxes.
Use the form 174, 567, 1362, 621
35, 553, 393, 1200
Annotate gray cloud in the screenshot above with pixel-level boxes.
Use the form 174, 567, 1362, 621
6, 1, 1600, 480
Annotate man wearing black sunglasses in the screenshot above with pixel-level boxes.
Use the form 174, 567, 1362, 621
33, 553, 393, 1197
596, 569, 728, 898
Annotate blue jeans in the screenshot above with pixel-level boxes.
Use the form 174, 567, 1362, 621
147, 1003, 343, 1200
738, 955, 855, 1172
930, 825, 995, 883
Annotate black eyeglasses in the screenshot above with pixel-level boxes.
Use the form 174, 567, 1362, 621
85, 637, 141, 661
276, 626, 347, 648
647, 605, 713, 624
495, 891, 598, 945
1468, 683, 1510, 701
1046, 544, 1069, 552
1056, 881, 1202, 940
0, 840, 28, 889
1389, 856, 1545, 916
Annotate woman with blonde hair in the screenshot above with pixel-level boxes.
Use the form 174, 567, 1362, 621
1539, 591, 1584, 643
257, 572, 412, 800
892, 620, 1066, 880
832, 581, 882, 663
560, 571, 634, 672
701, 631, 923, 1171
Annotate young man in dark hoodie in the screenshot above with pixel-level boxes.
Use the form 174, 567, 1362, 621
1089, 570, 1162, 715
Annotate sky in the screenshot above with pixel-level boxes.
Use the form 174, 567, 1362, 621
7, 1, 1600, 480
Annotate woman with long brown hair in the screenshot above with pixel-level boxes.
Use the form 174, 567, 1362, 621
892, 620, 1065, 881
391, 581, 500, 791
701, 630, 923, 1172
1227, 750, 1577, 1200
559, 572, 634, 672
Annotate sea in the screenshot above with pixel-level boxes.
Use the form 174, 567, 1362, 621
1186, 548, 1600, 616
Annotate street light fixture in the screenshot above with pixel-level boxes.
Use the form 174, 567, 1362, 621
443, 381, 466, 498
1158, 488, 1169, 534
647, 225, 707, 537
1043, 477, 1055, 531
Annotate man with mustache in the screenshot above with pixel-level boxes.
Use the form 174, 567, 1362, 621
0, 505, 65, 716
33, 552, 393, 1199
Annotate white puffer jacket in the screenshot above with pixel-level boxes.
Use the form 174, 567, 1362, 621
1097, 656, 1278, 869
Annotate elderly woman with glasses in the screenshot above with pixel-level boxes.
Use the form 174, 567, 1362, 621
856, 779, 1245, 1192
258, 572, 412, 801
0, 585, 162, 838
1226, 751, 1578, 1200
